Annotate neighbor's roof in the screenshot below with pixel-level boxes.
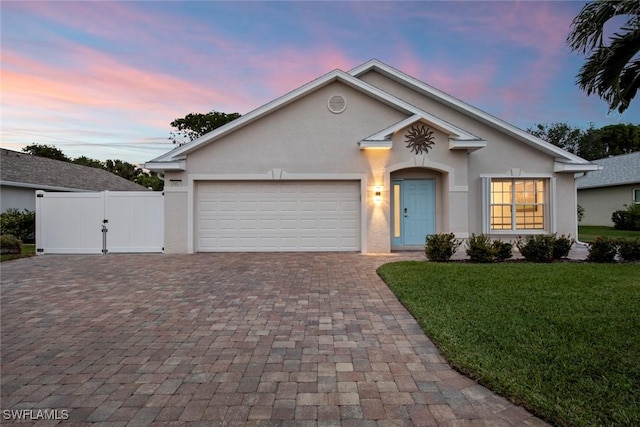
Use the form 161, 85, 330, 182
576, 151, 640, 189
0, 149, 148, 192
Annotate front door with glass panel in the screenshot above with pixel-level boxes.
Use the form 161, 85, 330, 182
392, 179, 435, 247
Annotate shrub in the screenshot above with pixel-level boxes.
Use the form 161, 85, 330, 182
425, 233, 462, 262
516, 234, 573, 262
587, 236, 619, 263
618, 238, 640, 262
0, 209, 35, 242
465, 234, 495, 263
611, 204, 640, 231
516, 234, 555, 263
465, 234, 513, 263
552, 234, 575, 260
0, 234, 22, 255
493, 240, 514, 262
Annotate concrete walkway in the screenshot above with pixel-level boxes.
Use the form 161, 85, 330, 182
1, 253, 551, 426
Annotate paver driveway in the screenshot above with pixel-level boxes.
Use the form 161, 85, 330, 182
1, 253, 548, 426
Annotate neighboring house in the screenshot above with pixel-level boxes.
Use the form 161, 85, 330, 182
576, 151, 640, 226
146, 59, 598, 254
1, 148, 148, 212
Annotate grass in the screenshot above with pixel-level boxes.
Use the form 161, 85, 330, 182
578, 225, 640, 243
0, 244, 36, 262
378, 262, 640, 427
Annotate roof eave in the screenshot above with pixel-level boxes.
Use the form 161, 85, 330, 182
449, 139, 487, 152
577, 180, 640, 190
554, 162, 601, 173
0, 180, 89, 192
144, 160, 186, 172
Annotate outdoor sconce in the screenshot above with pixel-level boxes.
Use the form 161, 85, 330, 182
374, 186, 382, 203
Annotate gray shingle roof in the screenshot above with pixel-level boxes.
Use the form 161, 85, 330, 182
576, 151, 640, 189
0, 149, 148, 192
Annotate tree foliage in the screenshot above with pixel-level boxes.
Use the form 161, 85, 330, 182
170, 110, 241, 145
579, 123, 640, 159
567, 0, 640, 113
0, 209, 35, 242
528, 122, 640, 160
527, 122, 587, 154
72, 156, 104, 169
22, 144, 68, 161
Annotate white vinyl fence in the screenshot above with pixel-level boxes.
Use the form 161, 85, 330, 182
35, 191, 164, 254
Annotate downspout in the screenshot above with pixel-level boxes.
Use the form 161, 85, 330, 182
573, 170, 594, 247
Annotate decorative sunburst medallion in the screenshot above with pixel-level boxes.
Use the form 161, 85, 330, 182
405, 124, 435, 155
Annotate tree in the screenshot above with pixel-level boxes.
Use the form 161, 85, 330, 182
527, 122, 586, 154
170, 111, 241, 145
528, 122, 640, 160
72, 156, 104, 169
567, 0, 640, 113
22, 144, 69, 162
135, 171, 164, 191
104, 159, 141, 182
579, 123, 640, 159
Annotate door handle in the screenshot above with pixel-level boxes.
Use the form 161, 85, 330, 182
404, 208, 408, 217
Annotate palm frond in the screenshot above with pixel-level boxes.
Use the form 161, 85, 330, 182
569, 0, 640, 113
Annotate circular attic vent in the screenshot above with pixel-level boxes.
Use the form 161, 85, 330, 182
327, 94, 347, 114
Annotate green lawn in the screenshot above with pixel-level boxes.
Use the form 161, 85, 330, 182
578, 225, 640, 243
0, 244, 36, 262
378, 262, 640, 427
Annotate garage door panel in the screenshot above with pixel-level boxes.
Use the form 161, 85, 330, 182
197, 181, 360, 252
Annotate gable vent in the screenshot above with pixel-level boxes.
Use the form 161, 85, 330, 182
327, 95, 347, 114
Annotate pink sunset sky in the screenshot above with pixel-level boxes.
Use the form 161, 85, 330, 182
1, 1, 638, 164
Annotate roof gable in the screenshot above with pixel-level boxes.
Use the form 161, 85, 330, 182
148, 68, 486, 167
147, 59, 597, 173
577, 151, 640, 189
349, 60, 592, 166
0, 149, 148, 192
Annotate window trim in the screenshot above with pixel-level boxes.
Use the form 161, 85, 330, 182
481, 175, 556, 234
633, 188, 640, 204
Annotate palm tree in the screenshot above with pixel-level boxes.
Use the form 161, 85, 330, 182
567, 0, 640, 113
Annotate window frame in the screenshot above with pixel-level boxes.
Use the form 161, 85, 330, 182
481, 175, 556, 234
633, 188, 640, 204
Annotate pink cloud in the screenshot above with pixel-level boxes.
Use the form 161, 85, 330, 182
10, 1, 231, 53
2, 43, 254, 124
245, 46, 356, 97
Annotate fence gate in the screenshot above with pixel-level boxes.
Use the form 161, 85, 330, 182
35, 191, 164, 254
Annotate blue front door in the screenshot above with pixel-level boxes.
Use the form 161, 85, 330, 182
392, 179, 435, 246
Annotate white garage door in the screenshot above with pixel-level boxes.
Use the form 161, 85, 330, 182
197, 181, 360, 251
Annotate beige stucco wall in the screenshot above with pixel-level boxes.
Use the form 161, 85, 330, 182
578, 184, 638, 226
162, 71, 580, 253
163, 190, 188, 253
361, 69, 579, 238
185, 82, 406, 175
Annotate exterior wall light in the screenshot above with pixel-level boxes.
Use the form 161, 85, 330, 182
374, 186, 382, 203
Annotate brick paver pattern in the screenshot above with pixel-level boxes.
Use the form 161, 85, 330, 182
1, 253, 550, 426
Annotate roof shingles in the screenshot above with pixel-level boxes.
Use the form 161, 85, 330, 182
0, 149, 148, 192
576, 151, 640, 189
